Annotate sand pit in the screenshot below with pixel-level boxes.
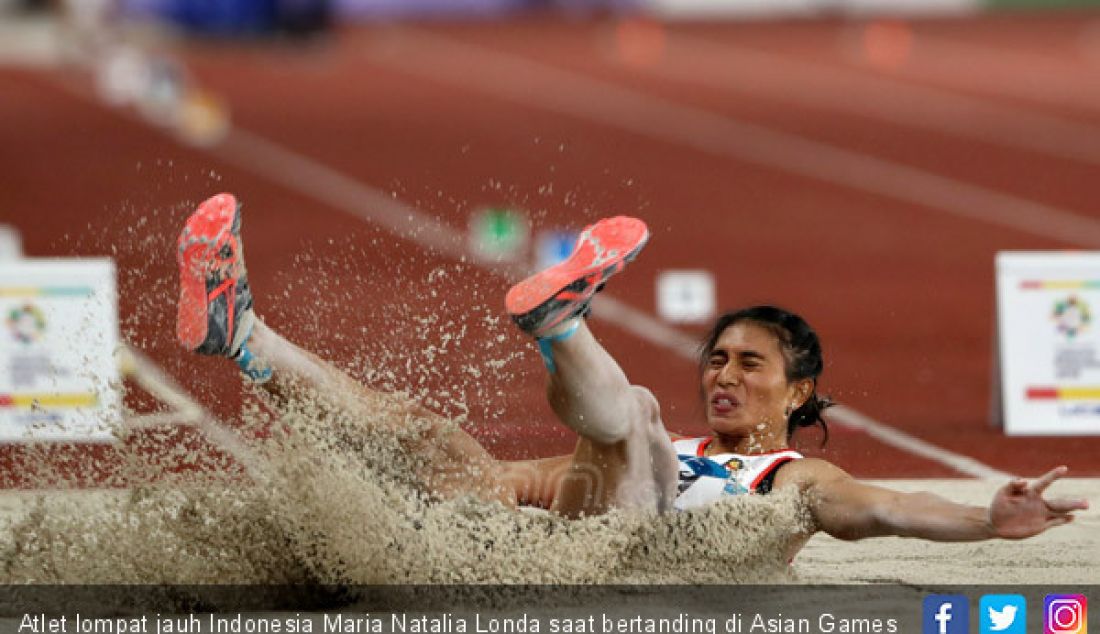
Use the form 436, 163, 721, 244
0, 477, 1093, 586
0, 377, 803, 587
1, 203, 1092, 597
0, 470, 1092, 634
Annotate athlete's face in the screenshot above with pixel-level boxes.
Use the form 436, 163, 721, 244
701, 322, 809, 442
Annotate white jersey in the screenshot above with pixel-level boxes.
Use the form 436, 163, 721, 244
672, 436, 802, 511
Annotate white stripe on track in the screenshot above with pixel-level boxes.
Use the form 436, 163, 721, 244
46, 51, 1011, 479
218, 111, 1007, 479
365, 30, 1100, 248
658, 34, 1100, 168
122, 346, 268, 481
885, 33, 1100, 114
220, 127, 702, 359
828, 405, 1014, 480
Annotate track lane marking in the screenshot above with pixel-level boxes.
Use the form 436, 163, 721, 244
43, 46, 1011, 479
122, 346, 268, 481
843, 30, 1100, 115
829, 406, 1012, 480
222, 123, 1011, 479
652, 34, 1100, 167
363, 29, 1100, 248
220, 127, 703, 361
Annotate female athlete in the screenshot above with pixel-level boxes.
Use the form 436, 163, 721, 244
176, 192, 1088, 560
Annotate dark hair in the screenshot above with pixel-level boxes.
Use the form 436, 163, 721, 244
699, 305, 834, 443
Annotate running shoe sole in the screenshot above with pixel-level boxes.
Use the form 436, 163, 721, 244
176, 192, 254, 356
506, 216, 648, 337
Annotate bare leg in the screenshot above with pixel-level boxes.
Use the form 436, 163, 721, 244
177, 193, 514, 506
540, 320, 679, 517
246, 320, 516, 506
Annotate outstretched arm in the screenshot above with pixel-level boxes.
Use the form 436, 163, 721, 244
779, 460, 1089, 542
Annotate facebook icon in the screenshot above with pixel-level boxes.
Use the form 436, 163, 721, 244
923, 595, 969, 634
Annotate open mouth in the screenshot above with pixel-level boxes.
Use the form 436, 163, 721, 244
711, 393, 739, 415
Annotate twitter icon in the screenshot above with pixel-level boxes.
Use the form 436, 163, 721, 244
981, 595, 1027, 634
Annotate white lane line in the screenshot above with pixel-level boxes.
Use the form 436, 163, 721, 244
121, 346, 268, 481
362, 30, 1100, 248
46, 52, 1009, 478
860, 32, 1100, 115
216, 96, 1006, 479
118, 345, 204, 421
223, 129, 480, 267
658, 34, 1100, 167
829, 405, 1014, 480
220, 127, 702, 360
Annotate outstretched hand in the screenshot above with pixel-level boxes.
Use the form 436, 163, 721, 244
989, 466, 1090, 539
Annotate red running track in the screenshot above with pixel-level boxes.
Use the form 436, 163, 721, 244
3, 12, 1100, 485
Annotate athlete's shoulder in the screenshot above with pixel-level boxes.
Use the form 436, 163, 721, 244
772, 457, 851, 491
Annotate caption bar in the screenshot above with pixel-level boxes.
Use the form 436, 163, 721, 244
18, 611, 899, 634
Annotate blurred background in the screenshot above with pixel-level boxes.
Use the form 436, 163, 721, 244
3, 0, 1100, 488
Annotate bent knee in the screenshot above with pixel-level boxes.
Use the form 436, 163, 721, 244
593, 386, 664, 444
591, 385, 664, 444
628, 386, 662, 428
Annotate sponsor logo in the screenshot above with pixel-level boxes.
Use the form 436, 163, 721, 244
1054, 295, 1091, 339
6, 303, 46, 344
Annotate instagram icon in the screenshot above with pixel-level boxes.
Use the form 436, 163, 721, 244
1045, 595, 1088, 634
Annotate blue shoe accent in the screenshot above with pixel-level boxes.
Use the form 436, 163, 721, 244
234, 342, 272, 383
536, 319, 581, 373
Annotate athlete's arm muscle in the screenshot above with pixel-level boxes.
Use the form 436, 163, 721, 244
775, 459, 1088, 542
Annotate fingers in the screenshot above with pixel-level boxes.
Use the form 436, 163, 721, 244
1031, 465, 1068, 495
1046, 497, 1090, 514
1044, 515, 1075, 531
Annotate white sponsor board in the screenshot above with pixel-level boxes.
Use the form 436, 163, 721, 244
657, 269, 716, 324
996, 252, 1100, 436
0, 259, 119, 442
0, 225, 21, 260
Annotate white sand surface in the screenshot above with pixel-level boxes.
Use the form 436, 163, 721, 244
1, 478, 1094, 585
0, 480, 1093, 634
